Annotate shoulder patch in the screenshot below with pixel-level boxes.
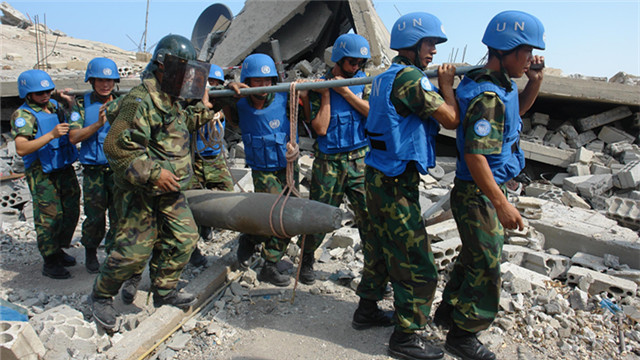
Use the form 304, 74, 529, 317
14, 117, 26, 128
420, 76, 433, 91
70, 112, 81, 122
474, 119, 492, 137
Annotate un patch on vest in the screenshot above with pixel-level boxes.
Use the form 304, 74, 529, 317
70, 112, 81, 122
474, 119, 492, 137
14, 117, 26, 128
420, 77, 432, 91
269, 119, 280, 129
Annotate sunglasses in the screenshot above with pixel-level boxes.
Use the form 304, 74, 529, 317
33, 89, 53, 96
345, 58, 366, 67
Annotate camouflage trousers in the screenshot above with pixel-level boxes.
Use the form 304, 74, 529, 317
191, 153, 233, 240
25, 162, 80, 257
357, 164, 438, 332
80, 165, 118, 253
191, 153, 234, 192
441, 178, 505, 333
251, 166, 299, 263
306, 147, 372, 257
93, 189, 198, 297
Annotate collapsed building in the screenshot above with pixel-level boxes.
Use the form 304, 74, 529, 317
1, 1, 640, 359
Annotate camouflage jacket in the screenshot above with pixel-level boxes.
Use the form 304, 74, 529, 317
104, 71, 214, 194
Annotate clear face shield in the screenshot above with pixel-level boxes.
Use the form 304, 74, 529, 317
161, 54, 211, 100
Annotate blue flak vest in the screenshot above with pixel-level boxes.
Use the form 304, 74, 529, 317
237, 92, 290, 171
455, 76, 524, 184
194, 118, 225, 157
364, 63, 440, 177
20, 99, 78, 173
316, 71, 368, 154
78, 93, 110, 165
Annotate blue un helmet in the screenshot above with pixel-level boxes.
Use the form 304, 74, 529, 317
331, 33, 371, 63
17, 69, 55, 99
208, 64, 225, 82
240, 53, 277, 83
85, 57, 120, 83
390, 12, 447, 50
482, 10, 545, 51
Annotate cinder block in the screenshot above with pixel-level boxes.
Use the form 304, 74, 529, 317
562, 175, 594, 192
576, 106, 633, 132
590, 163, 612, 175
546, 132, 566, 147
426, 218, 459, 242
550, 173, 570, 187
571, 252, 608, 272
605, 196, 640, 230
558, 124, 579, 141
523, 252, 571, 279
531, 112, 550, 127
561, 191, 591, 209
598, 126, 635, 144
531, 125, 547, 140
575, 174, 613, 198
613, 161, 640, 189
502, 244, 537, 266
569, 130, 597, 149
575, 147, 594, 164
585, 139, 605, 153
567, 163, 590, 176
432, 237, 462, 269
608, 141, 635, 156
524, 182, 559, 197
567, 266, 637, 297
0, 321, 46, 360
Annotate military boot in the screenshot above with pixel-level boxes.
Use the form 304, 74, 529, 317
91, 294, 117, 330
57, 249, 76, 267
352, 298, 394, 330
236, 234, 255, 269
299, 254, 315, 285
189, 246, 208, 267
258, 261, 290, 287
445, 325, 496, 360
388, 329, 444, 360
432, 301, 453, 330
153, 289, 197, 309
42, 255, 71, 279
121, 274, 142, 305
85, 248, 100, 274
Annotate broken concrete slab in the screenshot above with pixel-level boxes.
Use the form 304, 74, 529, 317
347, 0, 393, 68
526, 200, 640, 269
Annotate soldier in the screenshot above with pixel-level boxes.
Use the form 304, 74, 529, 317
432, 11, 545, 360
304, 33, 377, 289
68, 57, 120, 273
357, 12, 459, 360
10, 69, 80, 279
188, 63, 234, 267
90, 34, 215, 330
225, 53, 307, 287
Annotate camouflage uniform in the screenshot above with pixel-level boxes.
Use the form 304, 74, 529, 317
251, 166, 299, 263
358, 56, 444, 332
69, 92, 119, 253
93, 71, 214, 298
306, 75, 372, 256
10, 100, 81, 257
442, 68, 510, 333
224, 93, 304, 263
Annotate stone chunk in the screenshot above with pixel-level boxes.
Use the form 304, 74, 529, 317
501, 262, 552, 293
576, 106, 633, 132
567, 266, 637, 297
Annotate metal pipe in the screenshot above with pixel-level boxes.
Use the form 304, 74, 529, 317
64, 65, 481, 97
